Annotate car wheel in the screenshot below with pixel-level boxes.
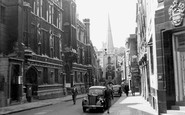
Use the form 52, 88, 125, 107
83, 107, 87, 112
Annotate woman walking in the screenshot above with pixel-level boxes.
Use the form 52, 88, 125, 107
104, 82, 114, 114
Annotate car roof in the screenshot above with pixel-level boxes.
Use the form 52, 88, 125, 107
89, 86, 106, 89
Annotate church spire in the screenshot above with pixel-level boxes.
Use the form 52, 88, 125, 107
106, 14, 114, 54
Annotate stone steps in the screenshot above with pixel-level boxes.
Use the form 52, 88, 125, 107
162, 102, 185, 115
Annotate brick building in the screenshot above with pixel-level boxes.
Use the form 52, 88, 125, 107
136, 0, 185, 114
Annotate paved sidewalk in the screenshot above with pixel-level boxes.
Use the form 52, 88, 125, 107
103, 93, 158, 115
0, 94, 86, 115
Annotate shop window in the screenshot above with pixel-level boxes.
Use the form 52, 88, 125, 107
0, 75, 4, 91
0, 6, 5, 24
150, 45, 154, 74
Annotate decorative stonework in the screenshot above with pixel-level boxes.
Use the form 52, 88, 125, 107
168, 0, 185, 26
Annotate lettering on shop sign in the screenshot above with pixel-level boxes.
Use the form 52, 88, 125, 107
168, 0, 185, 26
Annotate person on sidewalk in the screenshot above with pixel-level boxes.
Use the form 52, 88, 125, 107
71, 85, 78, 105
124, 83, 129, 97
131, 85, 135, 96
104, 82, 114, 114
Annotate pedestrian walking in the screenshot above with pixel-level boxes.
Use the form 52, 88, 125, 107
131, 85, 135, 96
71, 85, 78, 105
104, 82, 114, 114
124, 84, 129, 97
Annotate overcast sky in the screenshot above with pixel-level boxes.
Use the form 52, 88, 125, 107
76, 0, 137, 50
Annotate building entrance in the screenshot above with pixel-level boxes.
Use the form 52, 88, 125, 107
180, 52, 185, 97
10, 64, 21, 102
173, 32, 185, 102
25, 66, 38, 97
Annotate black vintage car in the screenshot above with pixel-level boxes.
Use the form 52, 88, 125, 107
82, 86, 106, 112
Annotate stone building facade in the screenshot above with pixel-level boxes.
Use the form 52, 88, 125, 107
0, 0, 65, 107
125, 34, 140, 92
0, 0, 97, 107
136, 0, 185, 114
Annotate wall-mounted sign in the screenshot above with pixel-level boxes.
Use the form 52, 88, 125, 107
168, 0, 185, 26
65, 83, 71, 88
18, 76, 23, 84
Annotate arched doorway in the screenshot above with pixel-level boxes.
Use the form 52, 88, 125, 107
25, 66, 38, 97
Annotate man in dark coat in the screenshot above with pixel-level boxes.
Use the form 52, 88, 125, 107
71, 85, 78, 104
104, 83, 114, 114
124, 84, 129, 96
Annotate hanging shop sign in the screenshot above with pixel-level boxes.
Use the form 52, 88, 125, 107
168, 0, 185, 26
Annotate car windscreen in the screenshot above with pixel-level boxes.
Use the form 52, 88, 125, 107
113, 86, 120, 91
89, 88, 104, 95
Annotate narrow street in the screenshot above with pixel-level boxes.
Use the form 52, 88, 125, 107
9, 93, 157, 115
2, 0, 183, 114
11, 96, 121, 115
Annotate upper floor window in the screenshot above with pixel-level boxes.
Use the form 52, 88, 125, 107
59, 13, 62, 29
30, 0, 36, 13
83, 35, 86, 44
77, 29, 79, 40
41, 0, 48, 20
36, 0, 40, 16
49, 4, 52, 23
80, 31, 84, 42
53, 6, 59, 27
